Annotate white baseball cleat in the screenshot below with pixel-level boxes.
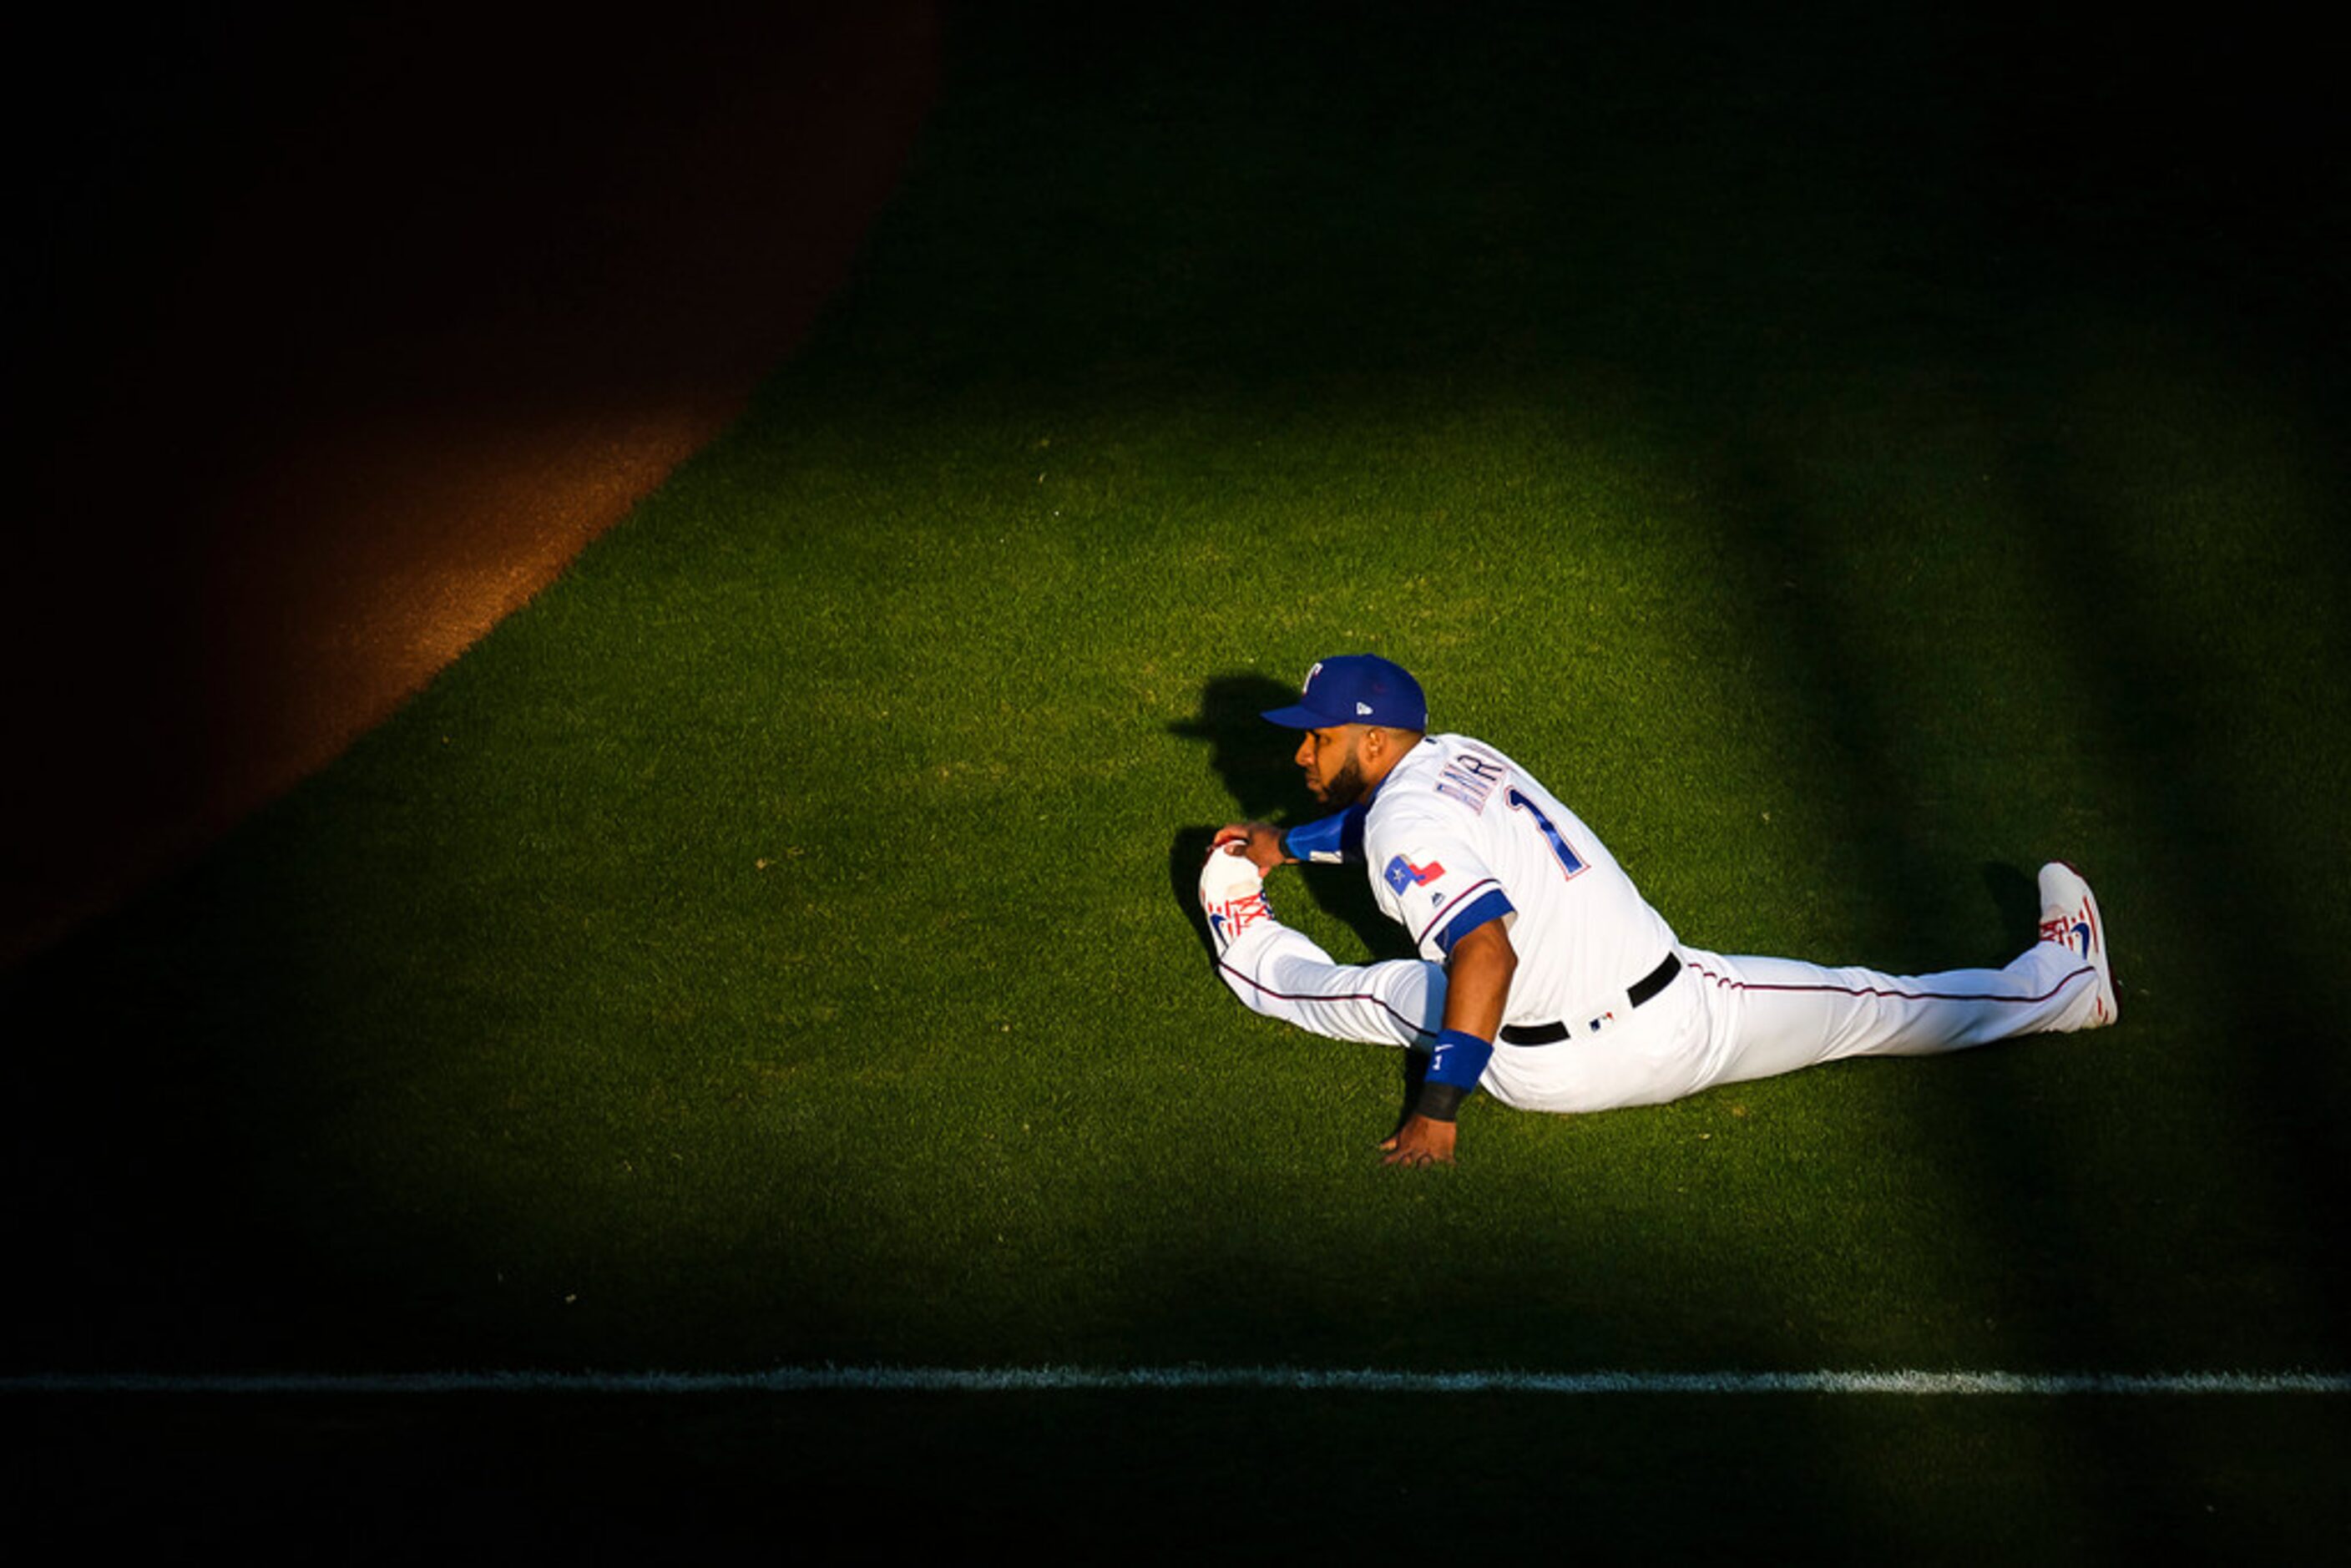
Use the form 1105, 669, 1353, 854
2037, 862, 2117, 1028
1200, 842, 1276, 957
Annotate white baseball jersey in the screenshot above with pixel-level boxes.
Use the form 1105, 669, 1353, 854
1363, 734, 1679, 1034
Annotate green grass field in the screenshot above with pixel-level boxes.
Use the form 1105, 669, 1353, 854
7, 3, 2347, 1555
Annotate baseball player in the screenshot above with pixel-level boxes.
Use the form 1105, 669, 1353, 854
1201, 655, 2117, 1166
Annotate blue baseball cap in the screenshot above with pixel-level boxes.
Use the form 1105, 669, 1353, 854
1261, 655, 1428, 731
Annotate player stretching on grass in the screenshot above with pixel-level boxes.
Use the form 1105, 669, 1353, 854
1201, 655, 2117, 1167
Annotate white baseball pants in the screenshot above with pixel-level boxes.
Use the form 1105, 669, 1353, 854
1213, 920, 2104, 1114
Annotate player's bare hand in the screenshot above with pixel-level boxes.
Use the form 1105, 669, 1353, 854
1378, 1114, 1457, 1167
1213, 822, 1291, 875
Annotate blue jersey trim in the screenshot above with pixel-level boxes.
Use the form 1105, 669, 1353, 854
1432, 888, 1514, 956
1410, 878, 1501, 949
1427, 1029, 1493, 1090
1282, 805, 1367, 865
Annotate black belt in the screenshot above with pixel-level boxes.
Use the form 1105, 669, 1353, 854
1498, 953, 1682, 1045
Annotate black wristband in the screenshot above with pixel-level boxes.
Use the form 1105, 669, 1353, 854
1416, 1080, 1472, 1123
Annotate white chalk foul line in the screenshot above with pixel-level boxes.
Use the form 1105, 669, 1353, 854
3, 1367, 2348, 1396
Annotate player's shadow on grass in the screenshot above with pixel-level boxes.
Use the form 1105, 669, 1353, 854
1980, 862, 2041, 959
1168, 672, 1409, 964
1167, 672, 1314, 822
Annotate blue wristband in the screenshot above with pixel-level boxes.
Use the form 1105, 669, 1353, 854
1280, 804, 1368, 865
1427, 1028, 1494, 1091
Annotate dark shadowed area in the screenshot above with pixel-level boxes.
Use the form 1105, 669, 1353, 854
4, 2, 940, 964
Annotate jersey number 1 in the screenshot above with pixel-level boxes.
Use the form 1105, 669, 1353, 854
1507, 788, 1587, 880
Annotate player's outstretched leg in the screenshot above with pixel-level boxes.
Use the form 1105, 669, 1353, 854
1690, 862, 2118, 1090
1198, 844, 1443, 1050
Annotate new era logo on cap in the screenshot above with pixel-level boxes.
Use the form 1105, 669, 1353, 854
1261, 655, 1428, 732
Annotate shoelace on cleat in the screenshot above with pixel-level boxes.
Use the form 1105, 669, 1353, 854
1222, 890, 1271, 931
2039, 913, 2090, 954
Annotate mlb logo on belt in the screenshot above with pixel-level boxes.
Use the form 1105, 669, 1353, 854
1383, 854, 1446, 893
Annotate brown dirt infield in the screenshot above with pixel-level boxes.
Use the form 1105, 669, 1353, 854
4, 5, 940, 965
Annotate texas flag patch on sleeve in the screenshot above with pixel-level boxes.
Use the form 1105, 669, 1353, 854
1383, 854, 1446, 893
1374, 837, 1512, 957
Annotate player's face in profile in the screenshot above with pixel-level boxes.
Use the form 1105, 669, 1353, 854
1296, 726, 1368, 807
